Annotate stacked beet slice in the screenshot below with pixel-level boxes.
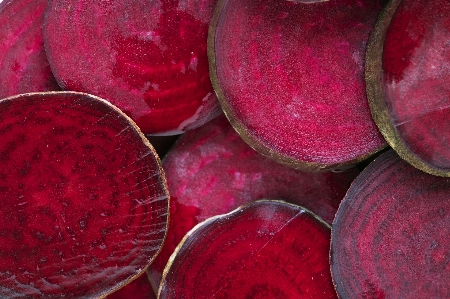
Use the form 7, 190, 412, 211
0, 92, 168, 298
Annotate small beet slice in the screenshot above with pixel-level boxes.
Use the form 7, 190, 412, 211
0, 92, 168, 298
106, 273, 156, 299
331, 150, 450, 298
0, 0, 59, 98
146, 114, 359, 291
43, 0, 221, 135
209, 0, 387, 171
159, 200, 337, 299
366, 0, 450, 176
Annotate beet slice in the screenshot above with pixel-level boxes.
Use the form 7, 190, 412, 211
146, 113, 359, 291
331, 150, 450, 298
106, 273, 156, 299
0, 92, 168, 298
43, 0, 222, 135
366, 0, 450, 176
208, 0, 387, 171
0, 0, 59, 98
159, 200, 337, 299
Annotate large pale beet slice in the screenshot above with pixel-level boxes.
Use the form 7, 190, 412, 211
366, 0, 450, 176
209, 0, 387, 171
146, 114, 359, 291
43, 0, 221, 135
159, 200, 337, 299
331, 150, 450, 298
0, 92, 168, 298
0, 0, 59, 98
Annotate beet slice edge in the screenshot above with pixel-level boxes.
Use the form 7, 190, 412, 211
0, 91, 169, 298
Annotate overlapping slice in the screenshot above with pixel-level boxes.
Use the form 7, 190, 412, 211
366, 0, 450, 176
43, 0, 221, 135
0, 92, 168, 298
0, 0, 59, 98
159, 200, 337, 299
146, 114, 359, 291
331, 150, 450, 298
209, 0, 386, 171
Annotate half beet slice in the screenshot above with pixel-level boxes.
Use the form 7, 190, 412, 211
209, 0, 387, 171
366, 0, 450, 176
43, 0, 221, 135
146, 114, 359, 291
0, 0, 59, 98
0, 92, 168, 298
159, 200, 337, 299
331, 150, 450, 298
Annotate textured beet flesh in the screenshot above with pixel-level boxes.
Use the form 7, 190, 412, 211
0, 92, 168, 298
378, 0, 450, 173
0, 0, 59, 98
146, 114, 359, 290
159, 200, 337, 299
209, 0, 386, 170
331, 150, 450, 298
106, 273, 156, 299
43, 0, 221, 135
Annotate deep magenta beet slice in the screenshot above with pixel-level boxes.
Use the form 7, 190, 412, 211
331, 150, 450, 298
0, 92, 168, 298
146, 114, 359, 291
0, 0, 59, 98
43, 0, 221, 135
159, 200, 337, 299
106, 273, 156, 299
366, 0, 450, 176
209, 0, 387, 171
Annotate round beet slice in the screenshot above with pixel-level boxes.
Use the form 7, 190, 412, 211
0, 0, 59, 98
366, 0, 450, 176
106, 273, 156, 299
159, 200, 337, 299
43, 0, 221, 135
146, 113, 359, 291
331, 150, 450, 298
209, 0, 387, 171
0, 92, 168, 298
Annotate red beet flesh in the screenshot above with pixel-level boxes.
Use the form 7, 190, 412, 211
0, 92, 168, 298
331, 150, 450, 298
209, 0, 386, 170
159, 200, 337, 299
381, 0, 450, 172
0, 0, 59, 98
106, 273, 156, 299
43, 0, 221, 135
147, 114, 359, 290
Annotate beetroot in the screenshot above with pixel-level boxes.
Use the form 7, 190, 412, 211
366, 0, 450, 176
0, 92, 168, 298
43, 0, 222, 135
159, 200, 337, 299
146, 114, 359, 290
208, 0, 387, 171
331, 150, 450, 298
0, 0, 59, 98
106, 273, 156, 299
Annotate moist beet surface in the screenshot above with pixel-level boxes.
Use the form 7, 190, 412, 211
106, 273, 156, 299
146, 114, 359, 290
0, 92, 168, 298
331, 150, 450, 298
209, 0, 386, 171
43, 0, 221, 135
373, 0, 450, 174
0, 0, 59, 98
159, 200, 337, 299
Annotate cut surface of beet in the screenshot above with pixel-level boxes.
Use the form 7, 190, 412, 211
106, 273, 156, 299
146, 114, 359, 291
43, 0, 221, 135
331, 150, 450, 298
0, 92, 168, 298
366, 0, 450, 176
209, 0, 386, 171
0, 0, 59, 98
159, 200, 337, 299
